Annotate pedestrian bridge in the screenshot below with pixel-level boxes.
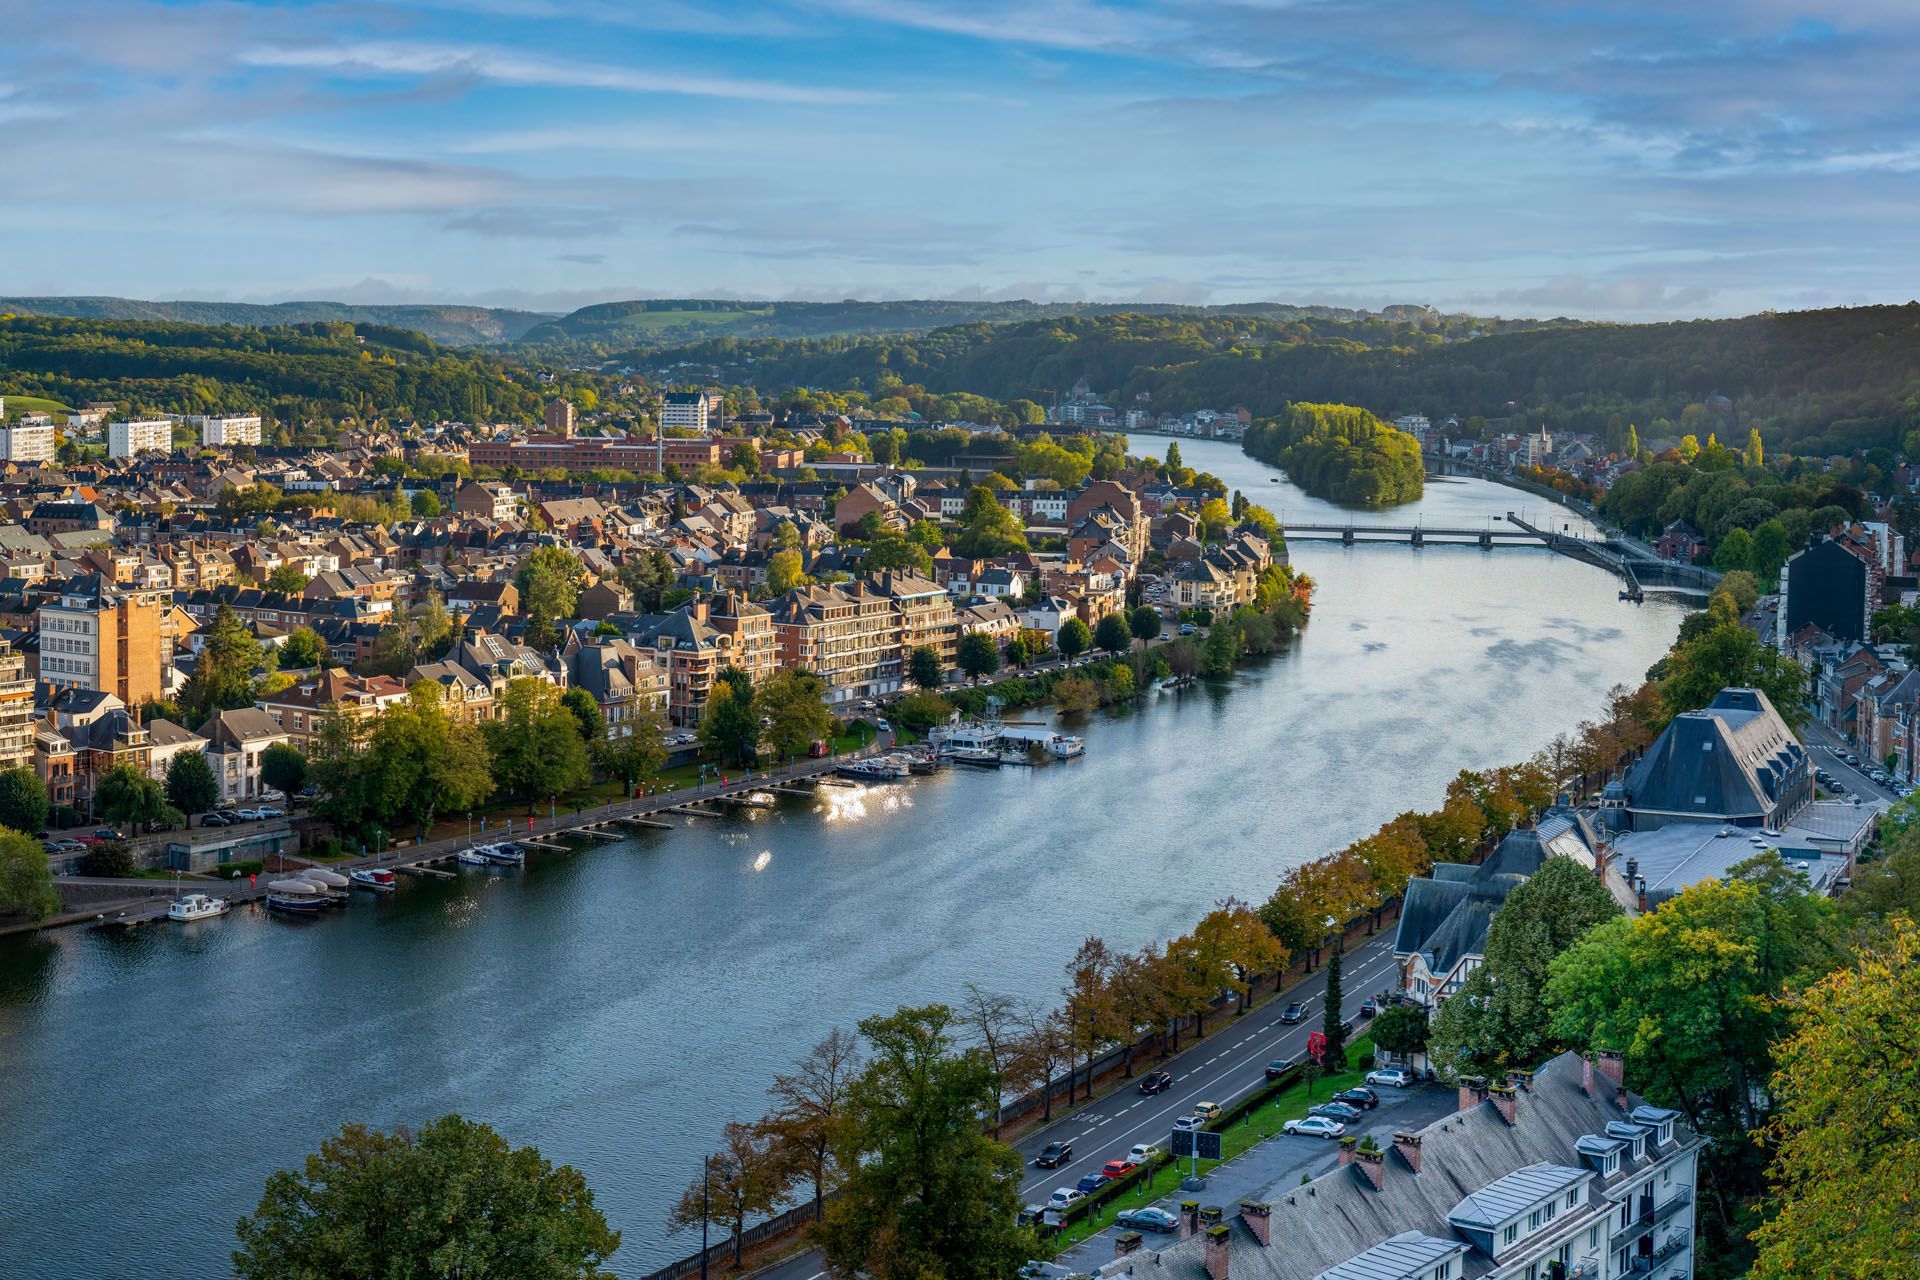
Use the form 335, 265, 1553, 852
1277, 522, 1551, 547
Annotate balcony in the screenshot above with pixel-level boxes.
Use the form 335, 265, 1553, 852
1651, 1189, 1692, 1227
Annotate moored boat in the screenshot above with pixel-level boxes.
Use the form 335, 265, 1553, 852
1047, 734, 1085, 760
456, 846, 494, 867
998, 745, 1034, 766
265, 879, 328, 914
948, 747, 1000, 766
735, 790, 777, 808
348, 867, 397, 893
479, 842, 525, 866
166, 893, 231, 922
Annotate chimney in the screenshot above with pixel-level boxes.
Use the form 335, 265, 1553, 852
1489, 1083, 1519, 1126
1337, 1136, 1358, 1167
691, 599, 709, 623
1353, 1144, 1387, 1191
1625, 856, 1638, 882
1392, 1130, 1423, 1174
1239, 1201, 1271, 1247
1204, 1223, 1231, 1280
1596, 1050, 1626, 1089
1616, 1080, 1630, 1112
1636, 877, 1648, 914
1200, 1205, 1224, 1229
1507, 1069, 1534, 1094
1458, 1074, 1489, 1113
1114, 1230, 1143, 1259
1179, 1200, 1200, 1240
1582, 1053, 1596, 1097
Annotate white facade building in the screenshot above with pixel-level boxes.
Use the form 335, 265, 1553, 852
192, 414, 263, 448
0, 417, 58, 464
660, 391, 718, 433
108, 419, 173, 458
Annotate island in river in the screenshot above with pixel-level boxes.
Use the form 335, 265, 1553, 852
1242, 402, 1426, 506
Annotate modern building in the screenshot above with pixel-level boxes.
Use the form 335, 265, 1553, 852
108, 418, 173, 459
193, 414, 263, 448
36, 573, 168, 707
1779, 535, 1874, 646
660, 390, 722, 433
1139, 1051, 1700, 1280
0, 417, 58, 464
0, 640, 36, 773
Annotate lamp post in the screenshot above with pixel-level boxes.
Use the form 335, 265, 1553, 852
698, 1156, 735, 1280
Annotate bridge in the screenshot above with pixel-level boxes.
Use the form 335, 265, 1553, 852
1276, 521, 1551, 548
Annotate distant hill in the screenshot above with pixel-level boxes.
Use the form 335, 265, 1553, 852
511, 298, 1419, 351
0, 297, 554, 346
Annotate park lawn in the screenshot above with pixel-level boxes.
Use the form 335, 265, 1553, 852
0, 394, 76, 419
1044, 1037, 1376, 1256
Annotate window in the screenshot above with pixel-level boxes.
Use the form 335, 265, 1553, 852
1566, 1191, 1579, 1210
1503, 1223, 1518, 1246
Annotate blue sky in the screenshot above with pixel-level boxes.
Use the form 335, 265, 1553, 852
2, 0, 1915, 319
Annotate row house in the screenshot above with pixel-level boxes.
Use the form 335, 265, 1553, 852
562, 638, 667, 739
404, 660, 497, 725
254, 668, 410, 747
769, 581, 903, 707
199, 708, 290, 804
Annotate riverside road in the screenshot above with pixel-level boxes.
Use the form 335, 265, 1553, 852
757, 929, 1401, 1280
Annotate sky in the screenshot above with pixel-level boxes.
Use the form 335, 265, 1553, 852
2, 0, 1917, 320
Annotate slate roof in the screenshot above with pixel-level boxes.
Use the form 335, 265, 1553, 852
1622, 687, 1805, 828
1393, 829, 1546, 976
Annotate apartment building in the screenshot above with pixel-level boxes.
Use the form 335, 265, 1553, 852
769, 581, 902, 705
544, 397, 576, 437
199, 707, 290, 803
108, 419, 173, 458
192, 414, 263, 448
254, 668, 410, 747
1143, 1051, 1699, 1280
0, 418, 58, 464
660, 390, 722, 433
708, 591, 778, 685
0, 640, 36, 772
36, 573, 168, 707
867, 570, 957, 669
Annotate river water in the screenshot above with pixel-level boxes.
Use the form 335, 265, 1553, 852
0, 439, 1685, 1276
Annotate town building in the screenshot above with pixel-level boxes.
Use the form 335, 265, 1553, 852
544, 397, 576, 437
198, 707, 290, 803
660, 390, 722, 433
108, 419, 173, 459
1393, 829, 1547, 1016
1140, 1051, 1700, 1280
0, 639, 36, 773
192, 414, 263, 448
37, 573, 168, 707
770, 581, 901, 706
1779, 534, 1876, 645
0, 418, 57, 465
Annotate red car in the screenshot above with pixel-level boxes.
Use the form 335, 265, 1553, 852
1101, 1159, 1137, 1180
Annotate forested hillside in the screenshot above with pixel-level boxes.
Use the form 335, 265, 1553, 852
648, 305, 1920, 456
0, 297, 553, 346
0, 316, 547, 438
1244, 404, 1425, 507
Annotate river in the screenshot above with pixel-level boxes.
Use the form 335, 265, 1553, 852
0, 439, 1685, 1276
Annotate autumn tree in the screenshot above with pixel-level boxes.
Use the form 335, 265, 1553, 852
485, 678, 590, 809
757, 668, 832, 760
1193, 897, 1286, 1015
956, 984, 1022, 1136
667, 1124, 786, 1268
1061, 936, 1115, 1105
1011, 999, 1071, 1123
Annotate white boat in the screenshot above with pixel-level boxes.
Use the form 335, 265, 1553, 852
930, 719, 1004, 755
167, 893, 231, 922
836, 757, 908, 781
1047, 735, 1085, 760
735, 791, 778, 808
998, 745, 1034, 766
478, 842, 525, 866
296, 867, 351, 904
348, 867, 397, 893
265, 879, 328, 914
456, 846, 494, 867
947, 746, 1001, 766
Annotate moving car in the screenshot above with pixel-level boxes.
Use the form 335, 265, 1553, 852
1365, 1067, 1417, 1088
1034, 1141, 1071, 1168
1127, 1143, 1162, 1164
1359, 997, 1379, 1018
91, 828, 126, 843
1113, 1206, 1179, 1234
1309, 1101, 1363, 1124
1264, 1058, 1292, 1080
1279, 1001, 1308, 1024
1283, 1116, 1346, 1139
1046, 1187, 1085, 1211
1101, 1158, 1137, 1179
1138, 1070, 1173, 1095
1172, 1115, 1204, 1133
1334, 1086, 1380, 1110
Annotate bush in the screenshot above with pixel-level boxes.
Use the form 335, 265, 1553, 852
78, 841, 136, 878
221, 859, 265, 878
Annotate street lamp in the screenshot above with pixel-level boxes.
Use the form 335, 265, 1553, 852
699, 1156, 736, 1280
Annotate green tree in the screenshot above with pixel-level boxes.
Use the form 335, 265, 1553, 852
259, 743, 308, 799
96, 763, 181, 832
0, 827, 60, 919
1320, 942, 1346, 1066
0, 765, 48, 835
1056, 617, 1091, 660
698, 677, 762, 768
78, 840, 135, 877
278, 626, 327, 671
183, 604, 265, 721
766, 548, 807, 595
1129, 605, 1163, 645
1165, 441, 1183, 470
560, 688, 607, 746
1369, 1004, 1429, 1058
1749, 519, 1791, 585
951, 486, 1030, 558
667, 1124, 787, 1268
234, 1114, 619, 1280
757, 668, 833, 760
956, 632, 1000, 681
1428, 856, 1623, 1079
1749, 918, 1920, 1279
164, 750, 220, 822
907, 644, 944, 690
515, 546, 587, 625
265, 564, 310, 595
369, 684, 493, 834
1094, 613, 1133, 655
1712, 527, 1754, 574
762, 1027, 861, 1222
484, 679, 590, 809
1743, 427, 1764, 467
815, 1004, 1033, 1280
1660, 621, 1809, 725
1624, 423, 1641, 460
888, 691, 953, 733
1003, 634, 1030, 667
410, 489, 442, 517
598, 701, 668, 792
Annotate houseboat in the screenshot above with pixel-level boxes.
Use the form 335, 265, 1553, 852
348, 867, 397, 893
1047, 734, 1085, 760
478, 842, 525, 866
456, 846, 495, 867
297, 867, 351, 904
265, 880, 328, 914
166, 893, 231, 922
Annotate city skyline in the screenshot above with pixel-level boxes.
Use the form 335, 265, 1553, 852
3, 0, 1917, 319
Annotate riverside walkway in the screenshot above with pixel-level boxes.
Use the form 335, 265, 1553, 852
65, 736, 894, 930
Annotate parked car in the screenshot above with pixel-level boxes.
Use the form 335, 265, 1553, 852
1127, 1143, 1162, 1164
1192, 1101, 1222, 1123
1075, 1172, 1107, 1194
1178, 623, 1197, 635
1101, 1158, 1137, 1180
1365, 1067, 1416, 1088
1172, 1115, 1204, 1133
1339, 1017, 1356, 1036
1264, 1058, 1292, 1080
1279, 1001, 1308, 1024
260, 788, 286, 803
1283, 1116, 1346, 1139
1018, 1262, 1070, 1280
1310, 1101, 1363, 1124
1138, 1070, 1173, 1095
1046, 1187, 1085, 1211
1334, 1086, 1380, 1110
1034, 1141, 1071, 1168
236, 807, 268, 821
91, 827, 126, 842
1113, 1206, 1179, 1234
199, 813, 232, 827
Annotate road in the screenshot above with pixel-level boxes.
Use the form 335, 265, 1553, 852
754, 928, 1402, 1280
1798, 719, 1903, 804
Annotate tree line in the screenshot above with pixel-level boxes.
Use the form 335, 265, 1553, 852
1242, 402, 1426, 507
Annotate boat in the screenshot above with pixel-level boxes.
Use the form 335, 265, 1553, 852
166, 893, 231, 922
1047, 734, 1085, 760
998, 745, 1034, 766
930, 719, 1004, 756
348, 867, 397, 893
836, 758, 908, 781
478, 842, 525, 866
947, 746, 1001, 767
456, 846, 495, 867
296, 867, 352, 904
265, 879, 328, 914
902, 753, 941, 774
734, 790, 778, 808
